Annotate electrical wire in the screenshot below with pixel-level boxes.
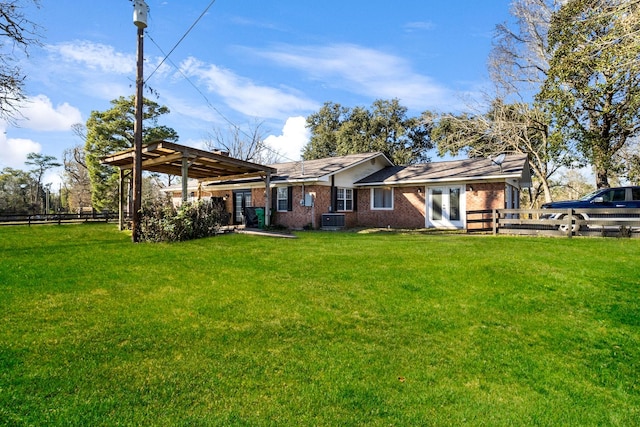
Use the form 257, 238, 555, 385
145, 0, 217, 83
141, 0, 298, 163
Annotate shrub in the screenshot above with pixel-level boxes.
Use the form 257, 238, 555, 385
139, 197, 229, 242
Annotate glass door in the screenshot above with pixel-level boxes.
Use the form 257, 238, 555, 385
428, 186, 464, 228
233, 190, 252, 225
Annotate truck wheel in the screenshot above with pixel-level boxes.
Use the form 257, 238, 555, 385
559, 215, 581, 233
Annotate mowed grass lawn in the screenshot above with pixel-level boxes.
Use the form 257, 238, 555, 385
1, 224, 639, 426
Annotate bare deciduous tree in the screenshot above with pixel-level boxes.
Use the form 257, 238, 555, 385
489, 0, 560, 99
62, 144, 92, 211
204, 120, 284, 164
434, 0, 575, 206
0, 0, 41, 121
432, 100, 572, 206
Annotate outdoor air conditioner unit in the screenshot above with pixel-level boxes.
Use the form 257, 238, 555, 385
322, 213, 345, 229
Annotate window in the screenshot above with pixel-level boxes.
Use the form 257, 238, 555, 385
372, 187, 393, 209
277, 187, 289, 211
336, 188, 353, 211
633, 188, 640, 201
602, 188, 626, 202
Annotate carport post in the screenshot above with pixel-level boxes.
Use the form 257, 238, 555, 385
182, 156, 189, 203
118, 169, 125, 230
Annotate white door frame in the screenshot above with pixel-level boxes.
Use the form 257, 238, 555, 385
426, 185, 466, 229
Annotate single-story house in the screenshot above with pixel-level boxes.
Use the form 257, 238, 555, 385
164, 151, 531, 230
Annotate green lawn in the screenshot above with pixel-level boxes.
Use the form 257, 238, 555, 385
0, 224, 639, 426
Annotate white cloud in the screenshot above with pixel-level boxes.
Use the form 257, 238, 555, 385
42, 40, 173, 102
264, 116, 309, 161
43, 169, 64, 189
179, 57, 319, 119
0, 128, 42, 169
46, 41, 135, 75
253, 43, 466, 111
16, 95, 83, 131
404, 21, 435, 32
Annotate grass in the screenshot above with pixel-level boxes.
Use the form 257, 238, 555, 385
0, 224, 639, 426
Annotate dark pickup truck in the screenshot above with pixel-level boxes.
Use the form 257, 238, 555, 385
541, 186, 640, 231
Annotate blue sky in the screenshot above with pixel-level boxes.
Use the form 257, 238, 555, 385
1, 0, 513, 185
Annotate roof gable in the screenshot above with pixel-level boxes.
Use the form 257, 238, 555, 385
270, 152, 393, 182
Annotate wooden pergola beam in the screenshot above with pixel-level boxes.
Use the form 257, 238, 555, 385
102, 140, 278, 224
199, 171, 269, 183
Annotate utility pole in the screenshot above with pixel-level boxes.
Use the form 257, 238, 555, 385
132, 0, 148, 242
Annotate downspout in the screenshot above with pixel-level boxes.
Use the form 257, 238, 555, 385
265, 172, 271, 226
330, 175, 335, 212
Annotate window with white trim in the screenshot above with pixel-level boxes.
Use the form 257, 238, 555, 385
277, 187, 289, 211
372, 187, 393, 209
336, 188, 353, 211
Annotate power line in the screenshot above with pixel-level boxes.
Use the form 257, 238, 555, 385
142, 0, 298, 163
146, 34, 297, 163
145, 0, 217, 83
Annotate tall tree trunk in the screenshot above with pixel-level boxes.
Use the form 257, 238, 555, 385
595, 167, 609, 189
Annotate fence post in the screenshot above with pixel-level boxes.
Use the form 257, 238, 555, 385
492, 209, 498, 235
566, 209, 573, 239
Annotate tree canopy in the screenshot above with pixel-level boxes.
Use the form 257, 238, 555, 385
25, 152, 61, 212
539, 0, 640, 188
85, 96, 178, 211
302, 99, 433, 165
433, 0, 640, 204
0, 167, 33, 214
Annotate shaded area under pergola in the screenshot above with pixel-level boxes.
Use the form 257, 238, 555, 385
102, 140, 276, 229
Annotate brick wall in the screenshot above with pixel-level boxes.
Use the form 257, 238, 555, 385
356, 186, 426, 228
271, 185, 330, 229
466, 182, 505, 211
171, 181, 508, 230
465, 182, 505, 230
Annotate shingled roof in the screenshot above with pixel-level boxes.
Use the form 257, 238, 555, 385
354, 154, 531, 186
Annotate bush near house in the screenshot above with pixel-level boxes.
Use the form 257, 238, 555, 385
139, 198, 229, 242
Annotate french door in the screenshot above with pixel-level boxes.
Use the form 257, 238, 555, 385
233, 190, 252, 225
427, 186, 464, 229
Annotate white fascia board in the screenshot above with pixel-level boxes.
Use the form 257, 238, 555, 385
354, 173, 522, 187
276, 176, 330, 185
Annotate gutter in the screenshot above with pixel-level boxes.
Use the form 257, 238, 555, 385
354, 174, 523, 187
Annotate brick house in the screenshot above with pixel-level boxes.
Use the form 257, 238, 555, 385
164, 152, 531, 230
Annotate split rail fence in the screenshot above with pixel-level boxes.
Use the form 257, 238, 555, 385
467, 208, 640, 238
0, 211, 118, 226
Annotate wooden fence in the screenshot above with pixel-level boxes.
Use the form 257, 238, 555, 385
0, 211, 118, 226
466, 208, 640, 238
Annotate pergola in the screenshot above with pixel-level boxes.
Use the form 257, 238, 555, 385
101, 140, 277, 229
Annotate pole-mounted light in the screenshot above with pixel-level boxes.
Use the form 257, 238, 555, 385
131, 0, 148, 242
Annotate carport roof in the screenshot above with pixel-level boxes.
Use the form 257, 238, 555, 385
101, 140, 276, 180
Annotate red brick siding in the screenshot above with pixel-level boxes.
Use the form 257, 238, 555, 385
271, 185, 331, 229
465, 182, 505, 211
465, 182, 505, 230
171, 181, 507, 230
356, 187, 426, 228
